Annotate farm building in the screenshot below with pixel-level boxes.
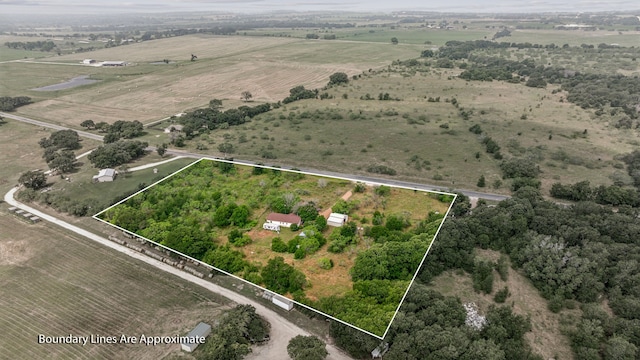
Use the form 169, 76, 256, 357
164, 124, 184, 133
266, 213, 302, 228
93, 168, 116, 182
263, 222, 280, 232
101, 61, 127, 66
82, 59, 96, 64
327, 213, 348, 227
181, 322, 211, 352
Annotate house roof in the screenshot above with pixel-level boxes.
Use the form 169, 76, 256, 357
267, 213, 301, 224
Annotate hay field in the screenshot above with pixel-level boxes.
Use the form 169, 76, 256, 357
3, 34, 423, 127
0, 211, 230, 360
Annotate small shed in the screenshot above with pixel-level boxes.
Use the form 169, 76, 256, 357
327, 213, 348, 227
181, 322, 211, 352
93, 169, 116, 182
266, 213, 302, 228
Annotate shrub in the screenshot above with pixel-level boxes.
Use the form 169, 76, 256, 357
494, 286, 510, 303
366, 165, 397, 176
318, 258, 334, 270
271, 237, 288, 253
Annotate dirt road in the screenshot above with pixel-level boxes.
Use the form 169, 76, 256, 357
4, 187, 352, 360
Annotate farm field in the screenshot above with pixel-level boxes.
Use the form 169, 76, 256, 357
1, 34, 424, 127
0, 210, 231, 360
97, 159, 453, 337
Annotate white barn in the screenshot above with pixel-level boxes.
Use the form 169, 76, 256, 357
327, 213, 348, 227
181, 322, 211, 352
93, 169, 116, 182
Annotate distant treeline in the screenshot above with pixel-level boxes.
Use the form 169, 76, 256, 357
4, 40, 56, 51
434, 40, 640, 119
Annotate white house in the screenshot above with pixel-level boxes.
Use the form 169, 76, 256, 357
181, 322, 211, 352
266, 213, 302, 228
93, 169, 116, 182
327, 213, 348, 227
263, 222, 281, 232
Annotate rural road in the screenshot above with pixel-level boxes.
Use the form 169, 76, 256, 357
0, 112, 104, 141
4, 187, 353, 360
2, 111, 510, 202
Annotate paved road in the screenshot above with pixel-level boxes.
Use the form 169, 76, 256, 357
166, 149, 511, 202
2, 111, 510, 202
4, 187, 352, 360
0, 112, 104, 141
3, 110, 509, 201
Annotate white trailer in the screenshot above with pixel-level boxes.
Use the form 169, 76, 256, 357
272, 295, 294, 311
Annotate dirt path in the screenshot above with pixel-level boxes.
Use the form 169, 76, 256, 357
320, 190, 353, 219
4, 187, 353, 360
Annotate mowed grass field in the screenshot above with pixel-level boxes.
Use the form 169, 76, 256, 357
1, 34, 423, 127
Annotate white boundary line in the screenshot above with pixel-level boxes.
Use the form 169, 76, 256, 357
92, 158, 457, 340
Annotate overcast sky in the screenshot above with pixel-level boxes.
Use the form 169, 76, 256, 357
1, 0, 639, 14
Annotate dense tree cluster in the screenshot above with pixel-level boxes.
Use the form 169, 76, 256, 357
197, 304, 270, 360
38, 130, 81, 174
328, 72, 349, 86
287, 335, 328, 360
18, 170, 47, 190
550, 180, 639, 206
177, 101, 271, 137
282, 85, 318, 104
0, 96, 32, 111
261, 256, 307, 295
101, 120, 144, 143
87, 140, 148, 168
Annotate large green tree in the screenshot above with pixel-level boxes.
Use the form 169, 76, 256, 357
287, 335, 328, 360
18, 170, 47, 189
